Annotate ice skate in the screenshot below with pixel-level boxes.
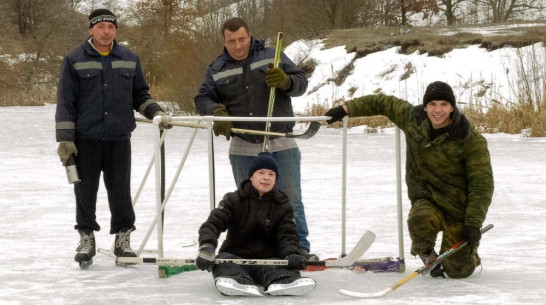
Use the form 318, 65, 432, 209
114, 228, 137, 266
74, 230, 95, 269
265, 277, 316, 296
215, 277, 263, 297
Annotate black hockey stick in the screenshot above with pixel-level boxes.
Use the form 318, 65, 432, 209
232, 121, 321, 140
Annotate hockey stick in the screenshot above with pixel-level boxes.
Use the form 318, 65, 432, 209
339, 224, 494, 298
262, 32, 283, 151
117, 230, 375, 267
137, 118, 321, 140
136, 118, 207, 129
232, 121, 321, 140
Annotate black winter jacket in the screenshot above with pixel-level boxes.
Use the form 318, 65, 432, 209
194, 38, 308, 143
55, 39, 162, 141
198, 180, 300, 259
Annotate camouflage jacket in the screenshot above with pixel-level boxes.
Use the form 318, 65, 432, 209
346, 94, 494, 228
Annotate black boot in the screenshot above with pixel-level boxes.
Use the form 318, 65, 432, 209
114, 228, 137, 257
75, 230, 96, 268
419, 249, 445, 278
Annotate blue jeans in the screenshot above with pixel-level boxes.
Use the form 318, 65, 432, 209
229, 148, 311, 251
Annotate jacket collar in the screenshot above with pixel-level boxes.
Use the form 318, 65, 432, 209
84, 37, 119, 57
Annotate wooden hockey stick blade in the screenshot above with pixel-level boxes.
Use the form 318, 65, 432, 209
339, 224, 494, 298
117, 231, 375, 268
321, 230, 375, 267
232, 121, 321, 140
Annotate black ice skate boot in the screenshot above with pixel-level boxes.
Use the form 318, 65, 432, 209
114, 228, 137, 266
74, 230, 96, 269
419, 249, 445, 278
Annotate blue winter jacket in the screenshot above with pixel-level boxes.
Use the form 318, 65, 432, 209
194, 38, 308, 143
55, 39, 162, 141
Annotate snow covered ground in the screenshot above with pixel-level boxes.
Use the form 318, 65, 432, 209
286, 38, 546, 115
1, 105, 545, 304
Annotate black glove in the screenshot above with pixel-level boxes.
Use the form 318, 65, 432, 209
286, 253, 307, 270
266, 63, 291, 90
57, 141, 78, 165
212, 105, 233, 141
462, 225, 481, 246
324, 105, 348, 124
196, 244, 216, 272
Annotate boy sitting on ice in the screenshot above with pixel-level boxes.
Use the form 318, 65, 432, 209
196, 152, 315, 296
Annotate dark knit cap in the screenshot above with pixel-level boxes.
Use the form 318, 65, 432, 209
423, 81, 456, 107
248, 152, 279, 179
89, 9, 117, 29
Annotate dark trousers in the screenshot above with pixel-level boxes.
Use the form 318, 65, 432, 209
73, 138, 135, 234
212, 252, 301, 289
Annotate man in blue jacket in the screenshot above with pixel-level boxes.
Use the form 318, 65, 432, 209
55, 8, 168, 268
194, 17, 316, 260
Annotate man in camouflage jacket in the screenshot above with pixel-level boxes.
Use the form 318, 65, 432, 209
325, 81, 494, 278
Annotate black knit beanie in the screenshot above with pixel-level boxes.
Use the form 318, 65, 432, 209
89, 9, 117, 29
248, 152, 279, 179
423, 81, 456, 107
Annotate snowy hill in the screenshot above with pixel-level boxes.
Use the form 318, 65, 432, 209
285, 24, 546, 115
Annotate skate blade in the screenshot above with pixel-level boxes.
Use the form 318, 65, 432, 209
78, 258, 93, 269
115, 260, 136, 267
215, 277, 263, 297
265, 278, 316, 296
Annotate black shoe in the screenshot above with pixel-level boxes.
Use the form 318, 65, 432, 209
419, 250, 445, 278
114, 228, 137, 257
298, 247, 319, 261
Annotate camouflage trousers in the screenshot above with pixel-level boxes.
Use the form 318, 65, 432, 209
407, 199, 481, 278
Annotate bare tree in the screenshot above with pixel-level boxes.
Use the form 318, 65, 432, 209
126, 0, 203, 111
478, 0, 544, 22
65, 0, 85, 11
3, 0, 37, 35
441, 0, 466, 25
0, 0, 87, 104
283, 0, 380, 36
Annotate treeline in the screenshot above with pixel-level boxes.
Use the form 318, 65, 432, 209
0, 0, 544, 109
